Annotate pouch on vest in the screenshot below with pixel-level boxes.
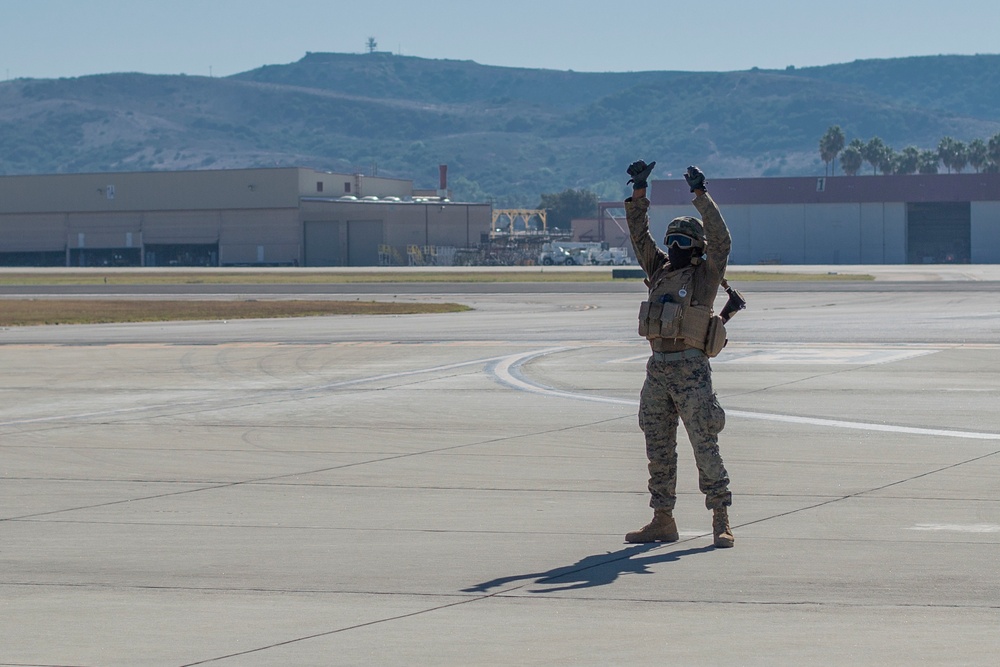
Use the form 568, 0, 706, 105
656, 301, 683, 338
679, 304, 711, 345
638, 300, 682, 338
704, 315, 728, 358
638, 301, 656, 337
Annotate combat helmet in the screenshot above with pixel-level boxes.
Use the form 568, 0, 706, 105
665, 216, 706, 248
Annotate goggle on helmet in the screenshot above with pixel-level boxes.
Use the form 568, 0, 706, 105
664, 216, 706, 249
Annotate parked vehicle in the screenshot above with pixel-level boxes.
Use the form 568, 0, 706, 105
586, 246, 632, 265
539, 244, 577, 265
539, 242, 630, 266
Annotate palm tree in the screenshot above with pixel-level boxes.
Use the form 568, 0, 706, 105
967, 139, 988, 172
896, 146, 921, 175
840, 144, 863, 176
937, 136, 964, 173
987, 133, 1000, 171
951, 141, 968, 173
862, 137, 887, 175
878, 147, 898, 176
819, 126, 846, 176
918, 150, 940, 174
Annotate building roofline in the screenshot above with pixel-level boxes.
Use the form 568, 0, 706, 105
642, 173, 1000, 206
0, 166, 421, 182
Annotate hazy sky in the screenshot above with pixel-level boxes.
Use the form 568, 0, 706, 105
3, 0, 999, 80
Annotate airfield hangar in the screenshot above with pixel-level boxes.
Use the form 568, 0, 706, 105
602, 173, 1000, 265
0, 167, 492, 267
4, 168, 1000, 267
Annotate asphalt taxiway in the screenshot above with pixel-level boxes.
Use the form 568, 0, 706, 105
1, 266, 998, 666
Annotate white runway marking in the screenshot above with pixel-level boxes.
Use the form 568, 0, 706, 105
909, 524, 1000, 533
491, 347, 634, 407
9, 344, 997, 443
492, 348, 1000, 442
715, 347, 939, 365
723, 410, 1000, 440
609, 346, 941, 365
0, 354, 512, 428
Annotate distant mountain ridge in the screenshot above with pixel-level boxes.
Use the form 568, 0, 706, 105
1, 52, 999, 205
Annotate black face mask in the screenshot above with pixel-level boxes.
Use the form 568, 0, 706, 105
668, 245, 696, 269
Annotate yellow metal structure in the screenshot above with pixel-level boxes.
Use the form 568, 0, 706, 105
379, 244, 405, 266
491, 209, 547, 236
407, 244, 425, 266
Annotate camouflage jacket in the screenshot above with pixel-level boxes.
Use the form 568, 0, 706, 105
625, 192, 732, 309
625, 193, 732, 352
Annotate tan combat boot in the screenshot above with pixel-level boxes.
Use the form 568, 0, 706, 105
625, 509, 679, 543
713, 507, 735, 548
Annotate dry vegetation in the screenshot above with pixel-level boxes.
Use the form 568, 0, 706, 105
0, 269, 872, 286
0, 299, 469, 327
0, 269, 870, 326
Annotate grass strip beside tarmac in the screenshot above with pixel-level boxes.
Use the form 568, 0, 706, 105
0, 269, 870, 326
0, 270, 874, 285
0, 299, 470, 327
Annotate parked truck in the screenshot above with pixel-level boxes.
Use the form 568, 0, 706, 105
539, 243, 580, 265
586, 246, 632, 265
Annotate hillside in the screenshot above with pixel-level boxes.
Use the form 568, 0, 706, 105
1, 52, 999, 205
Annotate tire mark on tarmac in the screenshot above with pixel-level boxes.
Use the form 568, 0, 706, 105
492, 348, 1000, 441
8, 345, 999, 664
0, 353, 514, 428
476, 347, 1000, 610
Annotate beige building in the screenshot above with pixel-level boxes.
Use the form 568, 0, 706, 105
600, 173, 1000, 265
0, 167, 491, 267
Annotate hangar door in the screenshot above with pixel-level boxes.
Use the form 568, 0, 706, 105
304, 221, 343, 266
347, 220, 383, 267
907, 202, 970, 264
305, 220, 383, 266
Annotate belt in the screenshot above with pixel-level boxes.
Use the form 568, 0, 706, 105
651, 348, 704, 362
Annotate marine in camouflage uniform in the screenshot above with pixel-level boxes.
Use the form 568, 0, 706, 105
623, 161, 735, 548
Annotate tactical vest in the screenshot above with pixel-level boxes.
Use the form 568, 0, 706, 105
638, 265, 727, 357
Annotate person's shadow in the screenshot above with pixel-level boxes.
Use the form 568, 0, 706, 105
462, 543, 714, 594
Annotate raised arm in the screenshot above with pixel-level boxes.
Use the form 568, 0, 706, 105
685, 166, 731, 283
624, 160, 666, 277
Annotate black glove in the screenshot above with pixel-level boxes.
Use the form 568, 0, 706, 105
684, 166, 707, 192
626, 160, 656, 189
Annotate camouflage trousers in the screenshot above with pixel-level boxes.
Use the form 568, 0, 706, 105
638, 352, 732, 511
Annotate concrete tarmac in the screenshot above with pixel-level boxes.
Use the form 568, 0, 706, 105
2, 266, 999, 666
